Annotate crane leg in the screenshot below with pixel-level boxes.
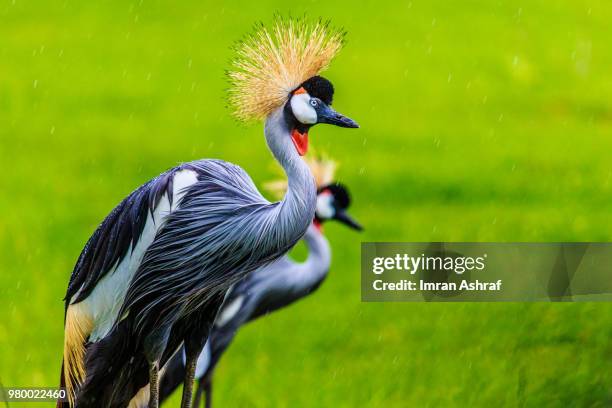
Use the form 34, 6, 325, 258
180, 297, 224, 408
204, 380, 212, 408
193, 377, 211, 408
148, 361, 159, 408
144, 323, 172, 408
193, 378, 204, 407
180, 348, 199, 408
193, 378, 204, 408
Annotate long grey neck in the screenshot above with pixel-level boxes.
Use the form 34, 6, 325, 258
300, 224, 331, 284
264, 108, 316, 248
274, 223, 331, 293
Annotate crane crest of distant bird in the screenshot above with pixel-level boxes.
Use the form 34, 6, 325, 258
264, 155, 337, 198
228, 18, 345, 122
307, 156, 337, 188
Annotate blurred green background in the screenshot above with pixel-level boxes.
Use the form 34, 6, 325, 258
1, 0, 612, 406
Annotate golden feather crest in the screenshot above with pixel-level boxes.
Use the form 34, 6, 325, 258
306, 155, 337, 188
264, 154, 337, 198
228, 17, 345, 122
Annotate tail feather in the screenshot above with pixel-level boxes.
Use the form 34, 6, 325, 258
62, 302, 93, 407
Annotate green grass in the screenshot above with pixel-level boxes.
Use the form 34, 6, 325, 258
1, 0, 612, 406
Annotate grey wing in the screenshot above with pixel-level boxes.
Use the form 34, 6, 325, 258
63, 165, 184, 314
116, 159, 291, 337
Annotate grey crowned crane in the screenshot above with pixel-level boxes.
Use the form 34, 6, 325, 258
157, 157, 362, 408
58, 19, 358, 408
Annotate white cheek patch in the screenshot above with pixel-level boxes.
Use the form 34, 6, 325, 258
316, 192, 335, 220
291, 93, 317, 124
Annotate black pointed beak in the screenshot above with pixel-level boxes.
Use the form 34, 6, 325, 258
317, 104, 359, 128
334, 210, 363, 231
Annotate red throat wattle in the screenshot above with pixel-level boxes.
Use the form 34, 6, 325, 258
313, 219, 323, 233
291, 128, 309, 156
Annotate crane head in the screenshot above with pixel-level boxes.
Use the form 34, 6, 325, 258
284, 76, 358, 156
314, 182, 362, 231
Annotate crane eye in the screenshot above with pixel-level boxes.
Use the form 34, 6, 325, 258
310, 99, 318, 107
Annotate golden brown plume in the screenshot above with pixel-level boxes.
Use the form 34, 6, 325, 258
62, 302, 93, 406
228, 17, 345, 122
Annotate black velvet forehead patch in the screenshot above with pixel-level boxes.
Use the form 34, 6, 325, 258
318, 182, 350, 209
298, 76, 334, 105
